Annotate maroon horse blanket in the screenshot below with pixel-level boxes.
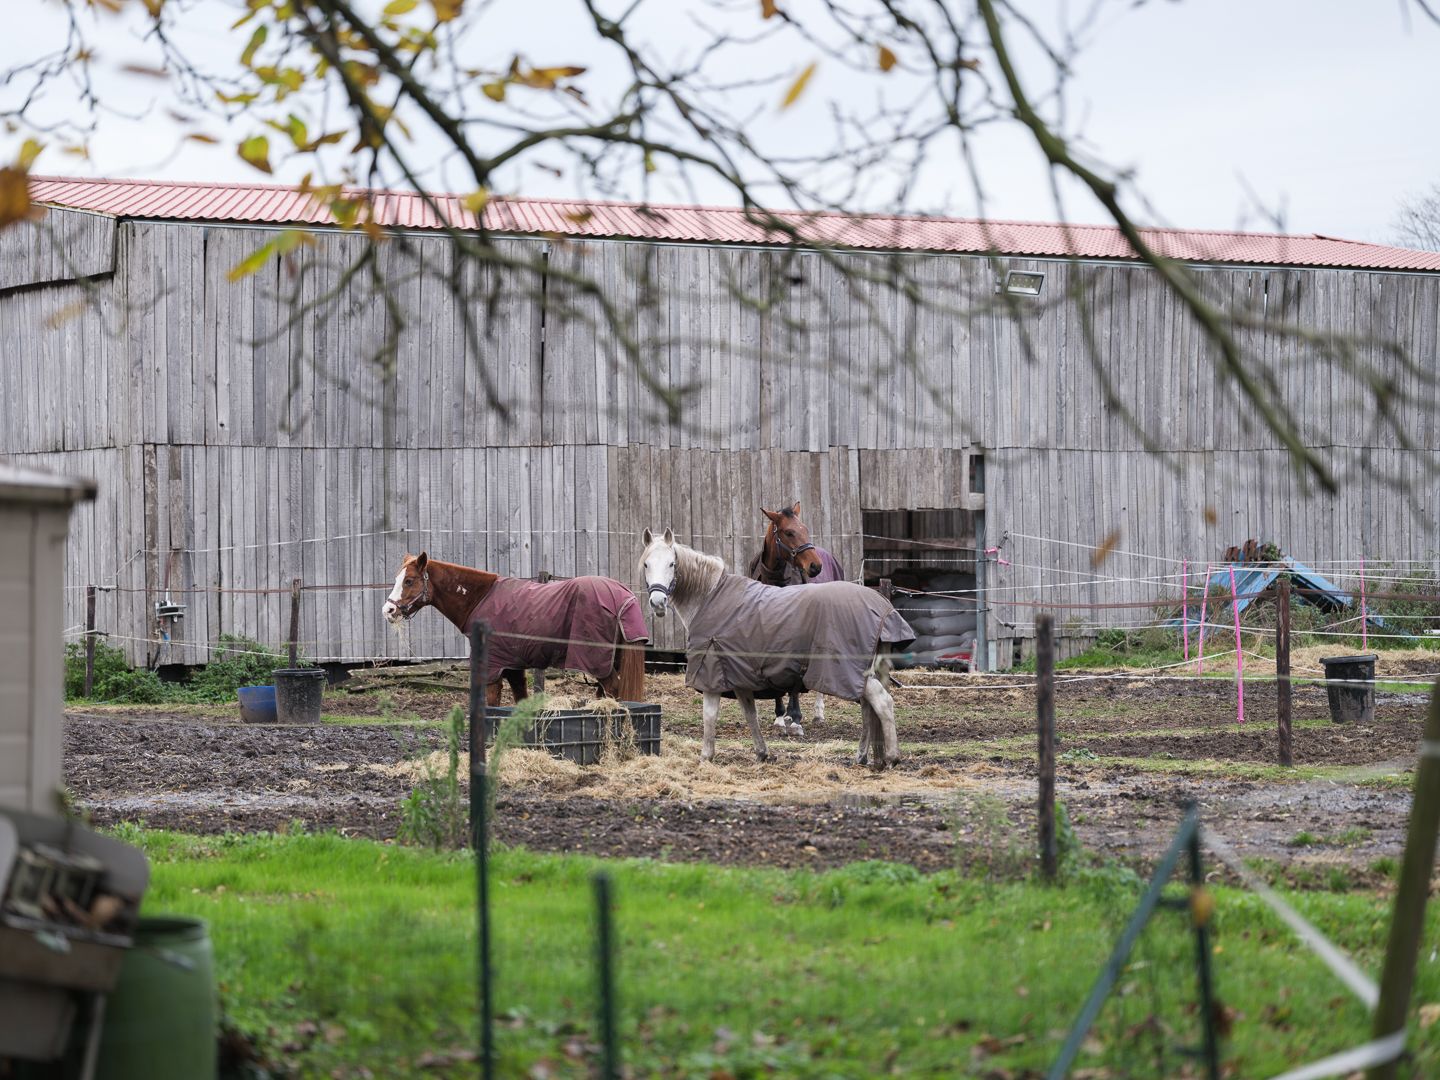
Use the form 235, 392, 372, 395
685, 574, 914, 701
464, 576, 648, 682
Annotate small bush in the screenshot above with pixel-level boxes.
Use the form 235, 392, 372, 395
65, 633, 304, 704
187, 634, 297, 702
64, 638, 140, 699
398, 707, 470, 851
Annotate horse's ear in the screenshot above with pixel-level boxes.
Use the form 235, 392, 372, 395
643, 527, 653, 546
761, 507, 781, 523
663, 527, 674, 545
415, 551, 428, 571
790, 501, 801, 516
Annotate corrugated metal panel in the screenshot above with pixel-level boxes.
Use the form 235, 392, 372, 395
27, 175, 1440, 272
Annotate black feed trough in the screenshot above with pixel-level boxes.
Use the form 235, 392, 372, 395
483, 702, 662, 766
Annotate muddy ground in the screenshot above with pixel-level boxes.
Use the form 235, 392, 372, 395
65, 669, 1435, 880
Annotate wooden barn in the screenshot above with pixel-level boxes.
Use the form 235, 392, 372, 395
2, 176, 1437, 670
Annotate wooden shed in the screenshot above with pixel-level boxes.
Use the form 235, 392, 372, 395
3, 177, 1438, 670
0, 463, 95, 814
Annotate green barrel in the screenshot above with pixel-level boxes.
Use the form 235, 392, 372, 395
97, 916, 217, 1080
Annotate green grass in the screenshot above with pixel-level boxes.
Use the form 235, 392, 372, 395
113, 827, 1440, 1079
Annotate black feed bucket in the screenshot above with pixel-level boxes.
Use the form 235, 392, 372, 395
1319, 654, 1377, 725
485, 702, 662, 765
272, 668, 326, 724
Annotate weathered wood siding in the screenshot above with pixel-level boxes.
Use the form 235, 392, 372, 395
0, 495, 80, 814
0, 208, 114, 293
3, 209, 1437, 666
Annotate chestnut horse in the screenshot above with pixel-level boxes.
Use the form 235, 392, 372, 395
382, 552, 646, 706
746, 502, 845, 735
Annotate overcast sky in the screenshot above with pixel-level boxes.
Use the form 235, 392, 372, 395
8, 0, 1438, 245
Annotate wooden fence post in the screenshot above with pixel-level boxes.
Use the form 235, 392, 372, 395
287, 578, 302, 669
1367, 679, 1440, 1079
1277, 575, 1293, 767
1037, 612, 1057, 881
84, 585, 97, 697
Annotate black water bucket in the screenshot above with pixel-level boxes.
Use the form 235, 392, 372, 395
272, 668, 326, 724
1319, 654, 1377, 725
485, 702, 662, 765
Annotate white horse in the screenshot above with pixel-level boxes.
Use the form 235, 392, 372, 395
640, 528, 912, 771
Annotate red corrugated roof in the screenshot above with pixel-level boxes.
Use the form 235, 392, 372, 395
27, 175, 1440, 272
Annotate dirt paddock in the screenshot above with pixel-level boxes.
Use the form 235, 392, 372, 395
65, 667, 1436, 880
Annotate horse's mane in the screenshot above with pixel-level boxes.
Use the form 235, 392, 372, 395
672, 541, 726, 599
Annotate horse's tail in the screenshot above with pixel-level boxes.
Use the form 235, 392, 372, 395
866, 643, 895, 686
615, 636, 645, 702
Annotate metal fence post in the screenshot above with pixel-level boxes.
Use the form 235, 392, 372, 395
469, 621, 494, 1080
594, 872, 620, 1080
1187, 817, 1221, 1080
1037, 612, 1057, 881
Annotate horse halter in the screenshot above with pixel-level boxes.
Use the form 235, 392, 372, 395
395, 569, 432, 618
765, 525, 816, 580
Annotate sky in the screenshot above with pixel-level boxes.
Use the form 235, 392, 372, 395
6, 0, 1439, 245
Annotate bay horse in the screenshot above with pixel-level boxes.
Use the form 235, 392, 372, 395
382, 552, 647, 706
641, 528, 913, 771
746, 502, 845, 736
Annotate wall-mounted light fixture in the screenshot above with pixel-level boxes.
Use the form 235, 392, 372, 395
1000, 270, 1045, 296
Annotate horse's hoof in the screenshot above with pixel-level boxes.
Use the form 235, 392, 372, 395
855, 753, 869, 766
700, 749, 715, 763
773, 718, 789, 731
756, 750, 770, 763
789, 723, 805, 739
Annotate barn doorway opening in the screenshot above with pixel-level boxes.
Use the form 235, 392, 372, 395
861, 508, 981, 670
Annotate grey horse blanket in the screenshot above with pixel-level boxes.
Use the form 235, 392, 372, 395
685, 574, 914, 701
464, 576, 648, 682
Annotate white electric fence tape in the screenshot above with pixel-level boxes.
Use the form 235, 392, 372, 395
1205, 831, 1379, 1009
1205, 831, 1410, 1079
1264, 1030, 1406, 1080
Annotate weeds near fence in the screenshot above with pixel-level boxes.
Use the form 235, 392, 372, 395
949, 790, 1028, 888
398, 706, 469, 850
63, 633, 305, 704
396, 696, 554, 849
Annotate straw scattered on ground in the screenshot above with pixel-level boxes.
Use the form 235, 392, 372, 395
369, 735, 978, 803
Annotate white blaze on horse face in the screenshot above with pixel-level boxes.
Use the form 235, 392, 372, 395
642, 542, 677, 616
382, 568, 406, 624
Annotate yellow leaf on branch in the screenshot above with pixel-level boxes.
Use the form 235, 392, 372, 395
238, 134, 272, 174
780, 61, 816, 110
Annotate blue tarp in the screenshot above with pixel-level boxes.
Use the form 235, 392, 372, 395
1172, 547, 1392, 634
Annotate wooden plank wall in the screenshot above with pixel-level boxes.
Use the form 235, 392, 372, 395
609, 445, 862, 652
4, 211, 1439, 666
0, 210, 115, 293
